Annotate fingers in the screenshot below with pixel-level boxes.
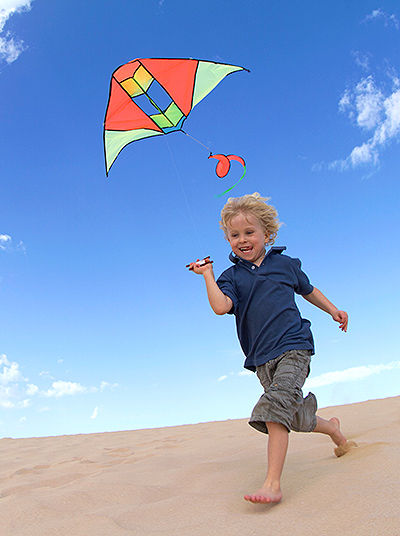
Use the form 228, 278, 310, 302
186, 257, 213, 272
336, 311, 348, 332
186, 259, 200, 271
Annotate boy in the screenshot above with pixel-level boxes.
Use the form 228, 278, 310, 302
189, 193, 355, 504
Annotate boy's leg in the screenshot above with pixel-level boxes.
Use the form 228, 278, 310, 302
313, 416, 346, 445
313, 416, 357, 457
244, 421, 287, 504
246, 350, 311, 504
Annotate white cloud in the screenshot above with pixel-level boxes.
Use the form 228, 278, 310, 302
100, 380, 119, 391
363, 8, 399, 30
344, 76, 383, 130
0, 355, 25, 384
26, 383, 39, 395
0, 385, 15, 407
0, 354, 9, 365
42, 379, 117, 398
305, 360, 400, 389
15, 240, 26, 253
0, 353, 119, 410
0, 234, 11, 250
0, 234, 25, 253
352, 51, 370, 71
39, 371, 54, 379
0, 0, 32, 64
0, 34, 24, 62
217, 360, 400, 391
91, 406, 98, 419
327, 74, 400, 170
218, 370, 254, 381
0, 354, 33, 408
43, 380, 90, 398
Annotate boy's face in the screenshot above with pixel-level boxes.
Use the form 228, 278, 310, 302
226, 212, 269, 266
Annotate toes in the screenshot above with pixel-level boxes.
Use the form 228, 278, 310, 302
244, 493, 272, 504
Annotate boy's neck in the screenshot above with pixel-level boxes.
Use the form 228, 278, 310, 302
253, 248, 267, 266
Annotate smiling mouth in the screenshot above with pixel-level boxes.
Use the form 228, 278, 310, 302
239, 247, 252, 252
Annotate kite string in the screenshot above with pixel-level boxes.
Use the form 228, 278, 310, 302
164, 136, 204, 254
181, 130, 213, 154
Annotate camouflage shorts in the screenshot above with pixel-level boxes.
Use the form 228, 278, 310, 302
249, 349, 317, 434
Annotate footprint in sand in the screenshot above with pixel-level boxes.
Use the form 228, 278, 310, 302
104, 447, 135, 457
12, 464, 50, 477
337, 441, 388, 457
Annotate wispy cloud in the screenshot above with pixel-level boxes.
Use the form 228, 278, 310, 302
0, 0, 33, 64
40, 379, 118, 398
91, 406, 98, 419
216, 360, 400, 390
352, 51, 370, 71
26, 383, 39, 395
0, 234, 26, 253
0, 234, 11, 250
0, 354, 29, 408
362, 8, 399, 30
305, 360, 400, 389
0, 354, 25, 384
42, 380, 91, 398
322, 74, 400, 170
99, 380, 118, 391
217, 369, 253, 381
0, 353, 119, 408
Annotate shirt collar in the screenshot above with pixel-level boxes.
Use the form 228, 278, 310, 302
229, 246, 286, 265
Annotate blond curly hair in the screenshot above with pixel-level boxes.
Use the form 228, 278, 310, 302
220, 193, 281, 245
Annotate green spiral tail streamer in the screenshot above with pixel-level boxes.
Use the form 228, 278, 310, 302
216, 164, 247, 197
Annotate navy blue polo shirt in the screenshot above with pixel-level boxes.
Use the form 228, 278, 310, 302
216, 247, 315, 371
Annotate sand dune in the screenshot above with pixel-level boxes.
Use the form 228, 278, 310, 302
0, 396, 399, 535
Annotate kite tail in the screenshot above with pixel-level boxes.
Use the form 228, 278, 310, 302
216, 163, 246, 197
181, 130, 247, 197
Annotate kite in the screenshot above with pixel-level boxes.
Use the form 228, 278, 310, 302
103, 58, 248, 194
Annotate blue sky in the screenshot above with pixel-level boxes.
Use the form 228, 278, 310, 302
1, 0, 399, 438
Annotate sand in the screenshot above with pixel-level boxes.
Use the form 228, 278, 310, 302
0, 396, 399, 536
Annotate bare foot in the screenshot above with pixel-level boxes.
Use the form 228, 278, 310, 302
329, 417, 347, 447
244, 486, 282, 504
329, 417, 357, 457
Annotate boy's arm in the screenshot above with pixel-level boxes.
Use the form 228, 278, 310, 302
188, 261, 233, 315
303, 287, 348, 332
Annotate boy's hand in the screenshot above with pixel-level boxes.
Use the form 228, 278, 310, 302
332, 310, 348, 332
187, 256, 214, 275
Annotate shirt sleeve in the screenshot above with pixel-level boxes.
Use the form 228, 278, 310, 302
216, 269, 238, 314
292, 258, 314, 295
